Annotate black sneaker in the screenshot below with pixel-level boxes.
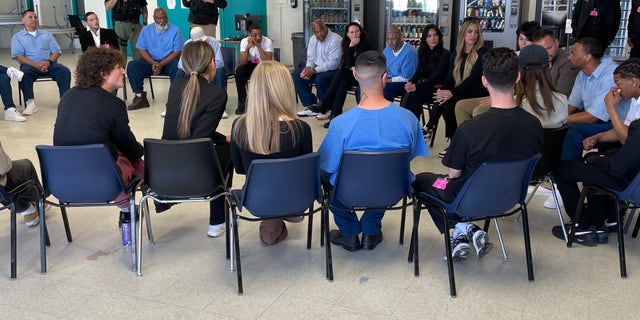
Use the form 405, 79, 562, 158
596, 225, 608, 244
438, 147, 448, 158
329, 229, 361, 251
448, 235, 471, 261
552, 224, 597, 246
127, 92, 150, 110
465, 223, 493, 257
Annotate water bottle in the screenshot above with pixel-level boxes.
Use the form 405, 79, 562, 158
120, 211, 131, 246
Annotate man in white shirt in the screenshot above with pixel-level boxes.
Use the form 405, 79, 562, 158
294, 19, 342, 117
234, 24, 272, 115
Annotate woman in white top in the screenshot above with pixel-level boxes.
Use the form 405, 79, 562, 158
516, 44, 568, 129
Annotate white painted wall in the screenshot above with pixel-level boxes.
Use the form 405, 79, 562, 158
265, 0, 303, 66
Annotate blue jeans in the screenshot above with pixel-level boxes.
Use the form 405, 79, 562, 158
291, 67, 336, 107
560, 121, 613, 161
19, 63, 71, 101
175, 67, 225, 89
127, 59, 179, 93
383, 82, 406, 102
330, 196, 386, 236
0, 65, 16, 109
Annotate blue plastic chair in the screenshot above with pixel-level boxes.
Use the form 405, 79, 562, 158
0, 181, 43, 278
36, 144, 141, 274
229, 152, 324, 295
415, 154, 541, 297
136, 138, 230, 276
569, 171, 640, 278
322, 149, 415, 276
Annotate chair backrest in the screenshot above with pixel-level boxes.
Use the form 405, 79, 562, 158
531, 123, 570, 181
67, 14, 85, 35
220, 46, 236, 80
616, 171, 640, 206
453, 154, 541, 219
240, 153, 321, 217
143, 138, 225, 198
333, 149, 412, 209
36, 144, 126, 203
0, 185, 10, 204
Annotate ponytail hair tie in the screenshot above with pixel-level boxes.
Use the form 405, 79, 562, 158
190, 71, 198, 75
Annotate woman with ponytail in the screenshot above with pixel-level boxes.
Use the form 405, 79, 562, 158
161, 40, 232, 238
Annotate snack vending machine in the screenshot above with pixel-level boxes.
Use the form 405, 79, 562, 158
456, 0, 522, 49
303, 0, 365, 43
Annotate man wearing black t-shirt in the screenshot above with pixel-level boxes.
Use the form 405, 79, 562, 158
413, 48, 543, 261
105, 0, 148, 60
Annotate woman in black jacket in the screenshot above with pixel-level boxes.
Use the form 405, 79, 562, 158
401, 24, 450, 120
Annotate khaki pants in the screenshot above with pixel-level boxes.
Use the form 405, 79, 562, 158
113, 21, 143, 60
455, 96, 490, 125
190, 22, 216, 37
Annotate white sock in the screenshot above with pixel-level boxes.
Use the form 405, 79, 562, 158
135, 93, 142, 97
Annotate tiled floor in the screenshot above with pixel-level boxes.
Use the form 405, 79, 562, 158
2, 48, 640, 319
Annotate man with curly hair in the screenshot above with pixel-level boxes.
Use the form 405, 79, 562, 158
53, 47, 144, 228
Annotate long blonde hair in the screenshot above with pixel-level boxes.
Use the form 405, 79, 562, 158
232, 61, 299, 154
176, 41, 215, 139
453, 20, 483, 85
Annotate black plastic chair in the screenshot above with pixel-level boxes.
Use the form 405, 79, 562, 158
220, 46, 236, 91
229, 153, 324, 294
414, 154, 541, 297
322, 149, 415, 276
136, 138, 230, 276
526, 124, 570, 242
67, 14, 85, 36
568, 171, 640, 278
0, 181, 43, 278
35, 144, 141, 274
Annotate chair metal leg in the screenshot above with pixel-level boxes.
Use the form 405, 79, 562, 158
306, 205, 313, 249
412, 200, 420, 277
233, 213, 243, 295
623, 208, 635, 235
613, 200, 627, 278
229, 205, 236, 272
60, 205, 73, 242
549, 178, 568, 243
129, 198, 137, 273
399, 196, 407, 245
408, 198, 419, 263
521, 205, 535, 282
39, 198, 47, 274
443, 215, 457, 298
136, 195, 151, 276
567, 188, 590, 247
143, 199, 154, 244
10, 206, 17, 279
492, 218, 507, 260
324, 203, 333, 281
147, 77, 155, 100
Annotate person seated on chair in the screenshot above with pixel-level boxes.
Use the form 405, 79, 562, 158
515, 44, 568, 129
318, 50, 428, 252
412, 48, 543, 261
431, 19, 488, 158
294, 19, 342, 117
0, 140, 42, 227
532, 28, 579, 98
162, 41, 231, 238
79, 11, 120, 52
126, 7, 183, 111
381, 25, 417, 103
1, 65, 25, 122
230, 61, 312, 246
314, 22, 371, 128
176, 27, 225, 89
553, 58, 640, 245
235, 23, 273, 115
10, 10, 71, 117
53, 47, 144, 229
401, 24, 450, 123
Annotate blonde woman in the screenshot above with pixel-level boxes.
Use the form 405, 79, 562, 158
432, 19, 488, 157
230, 60, 313, 246
162, 40, 232, 238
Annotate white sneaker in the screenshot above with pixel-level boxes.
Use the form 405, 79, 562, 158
207, 223, 225, 238
6, 67, 24, 81
22, 99, 38, 116
222, 111, 229, 119
297, 107, 320, 117
527, 185, 552, 197
544, 191, 564, 209
4, 107, 26, 122
160, 111, 166, 118
316, 111, 331, 120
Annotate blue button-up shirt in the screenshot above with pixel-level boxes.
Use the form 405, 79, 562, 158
136, 23, 184, 61
11, 28, 62, 62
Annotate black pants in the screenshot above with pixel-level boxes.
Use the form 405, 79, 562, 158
235, 62, 258, 111
554, 160, 627, 228
402, 86, 436, 120
210, 143, 234, 225
2, 159, 42, 212
412, 172, 466, 234
316, 67, 358, 118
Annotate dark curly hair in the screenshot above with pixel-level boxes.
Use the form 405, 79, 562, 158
75, 47, 125, 88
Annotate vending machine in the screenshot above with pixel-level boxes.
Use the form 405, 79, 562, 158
455, 0, 522, 49
303, 0, 365, 44
364, 0, 445, 51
